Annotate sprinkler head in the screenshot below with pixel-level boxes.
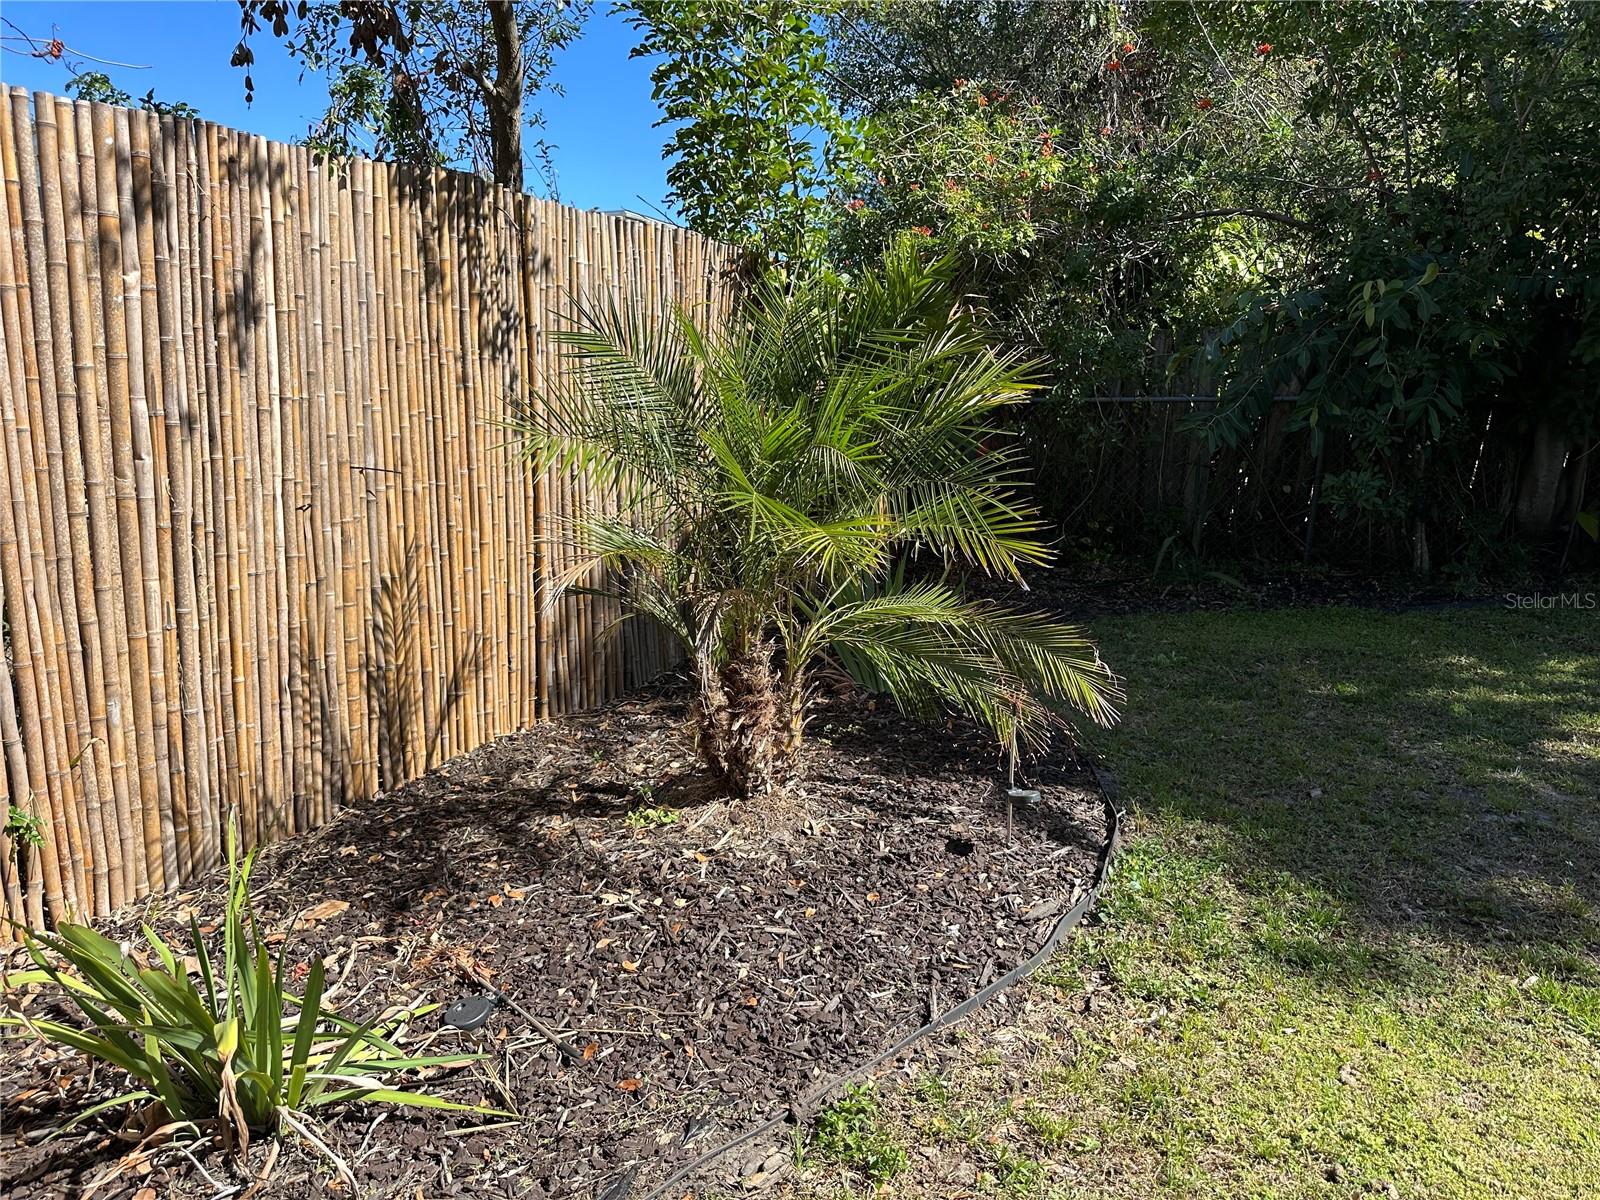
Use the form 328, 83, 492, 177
442, 992, 499, 1031
1006, 787, 1041, 811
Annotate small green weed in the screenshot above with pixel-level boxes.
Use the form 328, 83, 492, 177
5, 803, 44, 853
625, 805, 678, 831
806, 1084, 908, 1184
1019, 1101, 1076, 1148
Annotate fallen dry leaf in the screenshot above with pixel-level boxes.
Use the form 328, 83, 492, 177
621, 960, 639, 972
617, 1078, 640, 1092
294, 899, 349, 928
583, 1042, 599, 1061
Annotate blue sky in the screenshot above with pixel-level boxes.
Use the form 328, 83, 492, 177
0, 0, 675, 217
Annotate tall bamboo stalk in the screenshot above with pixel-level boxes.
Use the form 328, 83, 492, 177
18, 91, 98, 914
0, 90, 73, 921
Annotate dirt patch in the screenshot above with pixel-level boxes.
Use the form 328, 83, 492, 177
1, 682, 1106, 1200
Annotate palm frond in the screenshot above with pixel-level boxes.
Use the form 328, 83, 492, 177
802, 580, 1122, 749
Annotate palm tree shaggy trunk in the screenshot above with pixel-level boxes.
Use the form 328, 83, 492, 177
693, 644, 803, 799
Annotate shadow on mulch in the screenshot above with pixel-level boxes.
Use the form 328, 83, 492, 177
1, 684, 1106, 1200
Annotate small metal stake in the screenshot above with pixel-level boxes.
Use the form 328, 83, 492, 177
1003, 703, 1040, 842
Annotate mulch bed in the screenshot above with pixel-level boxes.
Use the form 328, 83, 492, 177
1, 681, 1106, 1200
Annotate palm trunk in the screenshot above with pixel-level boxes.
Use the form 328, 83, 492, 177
692, 644, 801, 799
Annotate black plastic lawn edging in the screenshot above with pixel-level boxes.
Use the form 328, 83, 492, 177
607, 761, 1128, 1200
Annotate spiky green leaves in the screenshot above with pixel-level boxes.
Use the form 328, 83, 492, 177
513, 247, 1119, 792
1, 822, 501, 1153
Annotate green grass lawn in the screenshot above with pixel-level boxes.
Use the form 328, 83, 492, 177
787, 604, 1599, 1199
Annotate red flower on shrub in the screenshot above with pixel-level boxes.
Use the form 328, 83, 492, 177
977, 92, 990, 106
909, 181, 921, 190
914, 225, 932, 237
945, 178, 958, 191
1122, 41, 1136, 54
1257, 42, 1272, 55
1106, 58, 1122, 71
846, 198, 865, 211
1196, 96, 1214, 111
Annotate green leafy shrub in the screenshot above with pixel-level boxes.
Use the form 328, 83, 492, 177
514, 245, 1121, 798
1, 826, 493, 1160
834, 82, 1071, 264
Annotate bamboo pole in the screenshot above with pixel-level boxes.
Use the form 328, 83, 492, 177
0, 261, 50, 930
0, 89, 75, 921
303, 147, 344, 820
254, 132, 293, 841
272, 138, 309, 832
0, 548, 31, 930
128, 112, 181, 883
196, 120, 240, 842
236, 130, 277, 846
18, 90, 98, 915
155, 111, 216, 874
128, 109, 179, 889
409, 169, 439, 772
212, 123, 257, 848
70, 99, 151, 893
37, 95, 123, 912
393, 163, 425, 780
86, 100, 169, 899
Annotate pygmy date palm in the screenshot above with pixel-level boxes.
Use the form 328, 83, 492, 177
514, 247, 1120, 798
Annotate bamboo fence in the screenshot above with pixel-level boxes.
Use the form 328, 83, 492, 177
0, 90, 734, 932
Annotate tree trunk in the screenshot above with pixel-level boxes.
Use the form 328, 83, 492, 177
1514, 418, 1571, 538
1407, 448, 1431, 575
486, 0, 525, 189
692, 644, 802, 800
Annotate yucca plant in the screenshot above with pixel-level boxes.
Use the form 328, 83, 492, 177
514, 244, 1121, 798
1, 825, 495, 1161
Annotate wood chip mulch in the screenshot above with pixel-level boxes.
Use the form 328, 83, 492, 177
1, 682, 1106, 1200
